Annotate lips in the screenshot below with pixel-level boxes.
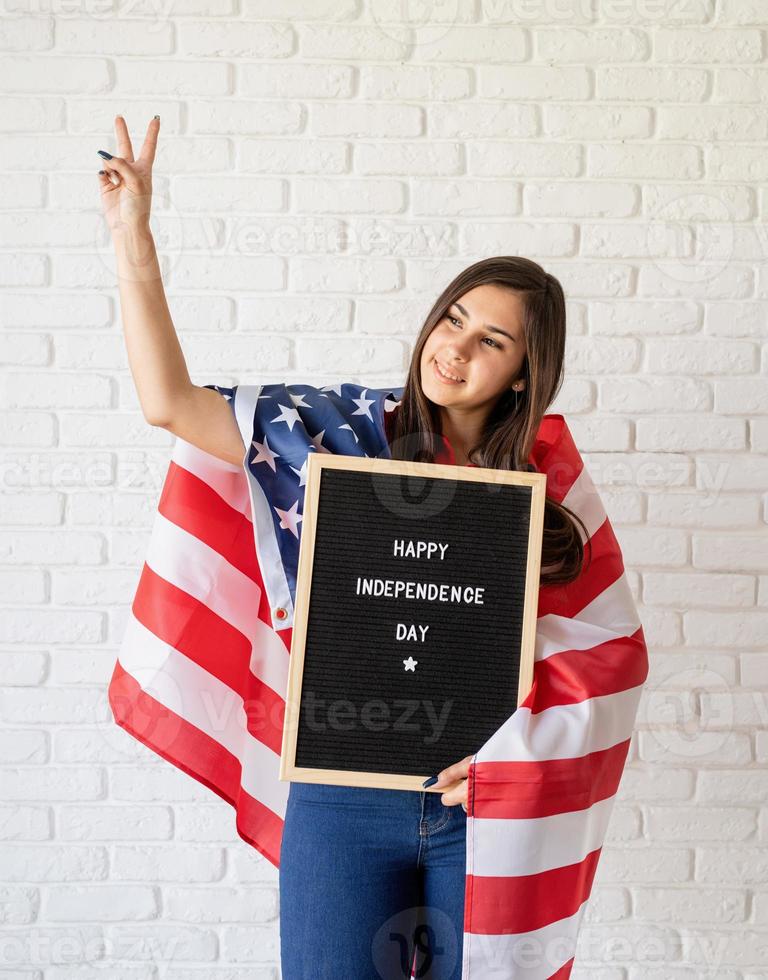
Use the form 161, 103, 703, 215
434, 359, 464, 383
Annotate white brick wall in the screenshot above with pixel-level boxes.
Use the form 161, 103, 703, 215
0, 2, 766, 977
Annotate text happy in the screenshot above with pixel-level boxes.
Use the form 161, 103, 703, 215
393, 539, 449, 560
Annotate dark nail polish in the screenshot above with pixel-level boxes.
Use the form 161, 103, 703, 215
98, 170, 105, 175
422, 775, 438, 788
97, 150, 113, 160
153, 114, 160, 120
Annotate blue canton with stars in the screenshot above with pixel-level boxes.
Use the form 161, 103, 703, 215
204, 381, 404, 608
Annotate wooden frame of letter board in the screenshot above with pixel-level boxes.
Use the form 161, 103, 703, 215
278, 452, 547, 792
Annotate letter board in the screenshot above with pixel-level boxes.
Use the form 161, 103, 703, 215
279, 453, 546, 792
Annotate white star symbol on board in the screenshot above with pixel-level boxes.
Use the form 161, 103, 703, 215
270, 402, 302, 431
351, 388, 376, 421
289, 455, 311, 486
338, 423, 359, 443
250, 434, 280, 471
274, 500, 303, 538
403, 656, 418, 672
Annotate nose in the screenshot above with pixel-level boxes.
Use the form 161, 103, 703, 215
444, 346, 467, 365
444, 337, 469, 361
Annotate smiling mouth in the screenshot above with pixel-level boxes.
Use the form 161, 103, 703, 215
434, 359, 465, 382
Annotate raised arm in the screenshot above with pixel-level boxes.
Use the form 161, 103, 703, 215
99, 115, 245, 466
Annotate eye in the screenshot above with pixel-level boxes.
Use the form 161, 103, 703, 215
447, 315, 502, 349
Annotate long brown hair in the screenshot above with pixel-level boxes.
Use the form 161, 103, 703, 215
388, 256, 591, 586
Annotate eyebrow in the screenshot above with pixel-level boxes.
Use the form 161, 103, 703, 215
451, 302, 517, 343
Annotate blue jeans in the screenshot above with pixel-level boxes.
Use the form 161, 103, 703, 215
279, 780, 467, 980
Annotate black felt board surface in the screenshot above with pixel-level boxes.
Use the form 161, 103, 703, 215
293, 465, 534, 778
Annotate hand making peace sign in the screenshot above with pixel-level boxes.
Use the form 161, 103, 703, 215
97, 114, 160, 237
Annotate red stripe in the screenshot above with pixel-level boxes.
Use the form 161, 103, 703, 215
159, 461, 274, 627
466, 847, 601, 936
533, 417, 582, 502
133, 563, 250, 689
527, 627, 648, 711
108, 659, 284, 869
469, 740, 631, 819
537, 519, 625, 619
132, 567, 286, 756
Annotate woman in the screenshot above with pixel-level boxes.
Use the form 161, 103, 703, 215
101, 117, 631, 980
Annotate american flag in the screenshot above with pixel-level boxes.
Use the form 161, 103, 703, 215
108, 381, 648, 978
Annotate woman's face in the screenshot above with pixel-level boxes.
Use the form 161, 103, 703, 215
420, 283, 528, 415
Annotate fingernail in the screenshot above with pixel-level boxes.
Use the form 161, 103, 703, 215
153, 114, 160, 120
98, 170, 105, 175
97, 150, 113, 160
422, 775, 438, 788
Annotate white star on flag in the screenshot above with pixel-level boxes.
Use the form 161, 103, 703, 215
338, 423, 359, 443
250, 435, 280, 471
288, 391, 312, 409
309, 429, 331, 454
351, 388, 375, 421
270, 403, 302, 431
274, 500, 303, 538
289, 456, 311, 486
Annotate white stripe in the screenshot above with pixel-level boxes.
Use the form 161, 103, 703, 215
470, 795, 617, 877
145, 512, 289, 700
233, 384, 295, 631
171, 437, 253, 520
475, 684, 644, 764
117, 614, 289, 819
535, 574, 642, 662
574, 571, 641, 634
463, 901, 587, 980
561, 464, 606, 541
